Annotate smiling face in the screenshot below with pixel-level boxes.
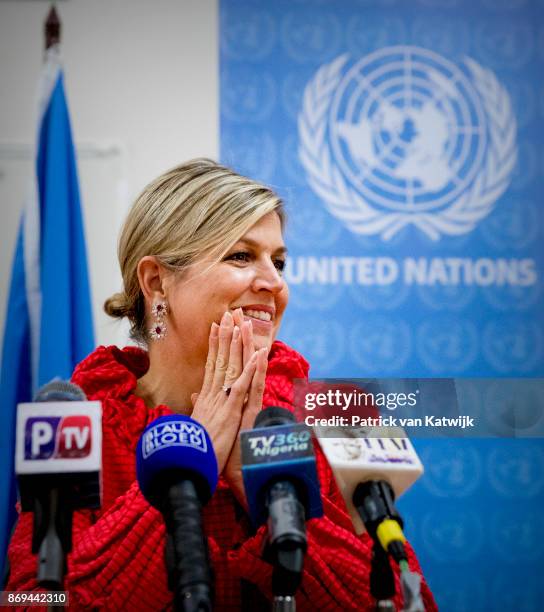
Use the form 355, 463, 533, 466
164, 211, 289, 361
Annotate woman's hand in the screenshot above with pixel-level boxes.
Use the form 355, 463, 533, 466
190, 310, 262, 474
222, 308, 268, 508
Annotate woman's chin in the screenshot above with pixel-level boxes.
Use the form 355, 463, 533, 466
253, 335, 273, 353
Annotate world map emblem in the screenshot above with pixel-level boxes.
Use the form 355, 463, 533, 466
298, 47, 517, 241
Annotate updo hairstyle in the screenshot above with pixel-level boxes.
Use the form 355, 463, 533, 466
104, 158, 285, 342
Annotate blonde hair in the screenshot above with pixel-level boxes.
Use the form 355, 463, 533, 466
104, 158, 285, 342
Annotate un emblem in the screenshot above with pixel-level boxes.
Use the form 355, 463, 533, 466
298, 47, 518, 240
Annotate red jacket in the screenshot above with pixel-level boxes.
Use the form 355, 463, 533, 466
6, 342, 437, 611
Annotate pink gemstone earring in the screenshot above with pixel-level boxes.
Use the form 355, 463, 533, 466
149, 300, 168, 340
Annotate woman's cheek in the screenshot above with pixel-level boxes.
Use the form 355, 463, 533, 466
282, 282, 289, 306
277, 283, 289, 317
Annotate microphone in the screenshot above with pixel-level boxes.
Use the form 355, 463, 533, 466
15, 379, 102, 589
240, 406, 323, 609
314, 423, 425, 610
136, 415, 218, 612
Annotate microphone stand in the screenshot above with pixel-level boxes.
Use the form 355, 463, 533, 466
163, 481, 213, 612
370, 541, 396, 611
272, 594, 296, 612
30, 479, 73, 591
266, 482, 307, 612
353, 480, 408, 611
271, 550, 303, 612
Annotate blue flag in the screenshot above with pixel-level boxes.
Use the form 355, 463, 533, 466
0, 47, 95, 580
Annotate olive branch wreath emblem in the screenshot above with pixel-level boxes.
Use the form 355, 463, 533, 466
298, 54, 517, 241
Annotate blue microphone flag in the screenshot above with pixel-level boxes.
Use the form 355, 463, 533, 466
136, 415, 218, 507
241, 421, 323, 526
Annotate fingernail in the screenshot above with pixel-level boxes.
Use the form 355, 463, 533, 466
250, 351, 258, 362
222, 311, 233, 325
210, 322, 219, 337
233, 326, 240, 341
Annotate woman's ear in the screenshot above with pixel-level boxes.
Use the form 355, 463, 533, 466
137, 256, 167, 302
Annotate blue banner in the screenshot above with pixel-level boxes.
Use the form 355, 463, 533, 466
220, 1, 544, 609
0, 47, 95, 579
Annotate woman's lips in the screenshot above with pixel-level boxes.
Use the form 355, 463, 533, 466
230, 305, 275, 332
243, 314, 273, 333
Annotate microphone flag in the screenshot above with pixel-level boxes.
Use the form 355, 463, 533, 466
0, 45, 95, 578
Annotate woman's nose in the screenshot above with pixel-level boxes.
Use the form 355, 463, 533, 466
252, 259, 285, 293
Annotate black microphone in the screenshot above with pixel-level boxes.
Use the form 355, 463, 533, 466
15, 379, 102, 589
136, 415, 218, 612
241, 406, 323, 611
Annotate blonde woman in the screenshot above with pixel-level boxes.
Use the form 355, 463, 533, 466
7, 159, 436, 610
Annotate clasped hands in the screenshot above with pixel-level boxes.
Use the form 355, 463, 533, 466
190, 308, 268, 507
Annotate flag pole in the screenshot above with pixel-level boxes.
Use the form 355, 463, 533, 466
0, 1, 95, 585
45, 5, 61, 51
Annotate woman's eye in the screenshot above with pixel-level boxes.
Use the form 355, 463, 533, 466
274, 259, 286, 273
225, 251, 286, 273
225, 251, 251, 263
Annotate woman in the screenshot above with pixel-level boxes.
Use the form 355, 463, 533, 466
7, 159, 436, 610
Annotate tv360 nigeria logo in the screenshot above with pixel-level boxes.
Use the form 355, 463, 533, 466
298, 47, 517, 241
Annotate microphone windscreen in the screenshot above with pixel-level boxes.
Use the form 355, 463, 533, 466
254, 405, 295, 428
34, 379, 87, 402
136, 415, 218, 508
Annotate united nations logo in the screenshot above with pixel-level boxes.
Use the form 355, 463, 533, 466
298, 47, 517, 240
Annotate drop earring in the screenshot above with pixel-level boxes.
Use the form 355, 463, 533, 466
149, 300, 168, 340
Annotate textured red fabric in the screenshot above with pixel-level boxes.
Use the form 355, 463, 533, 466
6, 341, 437, 611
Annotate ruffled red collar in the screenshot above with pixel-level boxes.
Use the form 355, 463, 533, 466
71, 341, 309, 489
72, 340, 309, 409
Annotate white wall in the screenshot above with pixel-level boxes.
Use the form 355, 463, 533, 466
0, 0, 218, 350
